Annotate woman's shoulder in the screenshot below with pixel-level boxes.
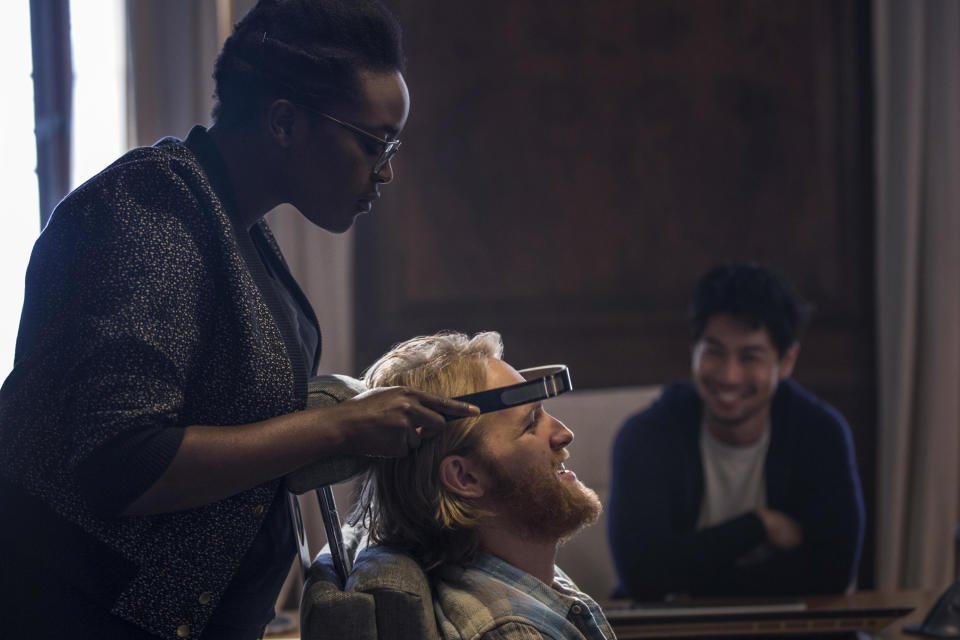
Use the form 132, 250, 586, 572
94, 138, 209, 200
49, 139, 221, 237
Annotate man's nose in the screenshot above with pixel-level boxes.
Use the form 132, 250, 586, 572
548, 413, 574, 449
717, 357, 744, 384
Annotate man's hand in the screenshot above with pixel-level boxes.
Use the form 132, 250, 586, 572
329, 386, 480, 457
756, 507, 803, 550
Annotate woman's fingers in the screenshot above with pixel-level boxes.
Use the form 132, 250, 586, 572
406, 425, 422, 450
423, 394, 480, 418
335, 386, 480, 456
406, 392, 479, 438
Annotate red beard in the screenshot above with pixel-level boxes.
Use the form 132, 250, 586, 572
478, 451, 602, 543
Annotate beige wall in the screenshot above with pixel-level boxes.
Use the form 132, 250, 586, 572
551, 385, 662, 598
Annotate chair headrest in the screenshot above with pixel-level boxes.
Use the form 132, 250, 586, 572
285, 374, 371, 494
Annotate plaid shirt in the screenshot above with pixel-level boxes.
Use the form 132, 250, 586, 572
433, 552, 617, 640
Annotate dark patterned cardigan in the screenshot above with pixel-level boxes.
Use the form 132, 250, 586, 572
0, 126, 320, 639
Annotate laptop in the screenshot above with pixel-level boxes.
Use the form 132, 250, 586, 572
603, 597, 915, 638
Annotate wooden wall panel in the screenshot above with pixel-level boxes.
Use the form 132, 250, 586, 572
354, 0, 874, 584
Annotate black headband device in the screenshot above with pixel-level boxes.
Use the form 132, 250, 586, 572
451, 364, 572, 415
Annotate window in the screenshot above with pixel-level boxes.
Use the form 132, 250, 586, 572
70, 0, 126, 188
0, 2, 43, 373
0, 1, 125, 374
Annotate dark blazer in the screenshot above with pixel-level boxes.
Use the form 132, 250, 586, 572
607, 379, 865, 600
0, 126, 319, 639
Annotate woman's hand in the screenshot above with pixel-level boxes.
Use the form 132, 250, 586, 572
123, 387, 478, 515
327, 386, 479, 457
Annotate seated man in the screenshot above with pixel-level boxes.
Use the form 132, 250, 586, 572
349, 331, 616, 640
608, 263, 865, 600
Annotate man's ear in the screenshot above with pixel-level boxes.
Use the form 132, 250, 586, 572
266, 99, 297, 147
438, 455, 485, 499
778, 343, 800, 379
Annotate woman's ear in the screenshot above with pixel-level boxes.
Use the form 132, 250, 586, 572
266, 99, 297, 147
439, 455, 485, 499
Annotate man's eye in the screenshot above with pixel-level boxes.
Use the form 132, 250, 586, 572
523, 410, 541, 432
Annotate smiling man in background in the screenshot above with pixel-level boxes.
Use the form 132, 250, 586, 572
608, 263, 864, 600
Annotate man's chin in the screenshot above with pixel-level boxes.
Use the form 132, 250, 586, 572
552, 483, 603, 545
704, 403, 762, 429
707, 411, 748, 427
542, 481, 603, 542
565, 483, 603, 530
492, 469, 603, 544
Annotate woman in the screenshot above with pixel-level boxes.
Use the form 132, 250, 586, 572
0, 1, 475, 638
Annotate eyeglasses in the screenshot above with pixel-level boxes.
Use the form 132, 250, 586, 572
299, 105, 402, 175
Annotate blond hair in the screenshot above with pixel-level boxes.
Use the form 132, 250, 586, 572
349, 331, 502, 570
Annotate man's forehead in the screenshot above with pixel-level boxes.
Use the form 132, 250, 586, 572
701, 315, 776, 350
483, 357, 525, 387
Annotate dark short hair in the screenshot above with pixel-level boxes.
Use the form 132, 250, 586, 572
211, 0, 405, 128
688, 263, 811, 356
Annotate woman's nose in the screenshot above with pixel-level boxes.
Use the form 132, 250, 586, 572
373, 158, 394, 184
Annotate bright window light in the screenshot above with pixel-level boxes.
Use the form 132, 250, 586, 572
0, 1, 126, 376
71, 0, 126, 188
0, 3, 42, 374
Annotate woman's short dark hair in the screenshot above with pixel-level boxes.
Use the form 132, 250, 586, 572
688, 263, 812, 356
211, 0, 405, 128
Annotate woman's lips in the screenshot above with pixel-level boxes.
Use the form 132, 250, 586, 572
357, 193, 379, 213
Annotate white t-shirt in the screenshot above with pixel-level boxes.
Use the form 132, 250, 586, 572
696, 424, 770, 530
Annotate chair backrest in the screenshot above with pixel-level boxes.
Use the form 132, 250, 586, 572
285, 374, 370, 493
301, 525, 440, 640
286, 374, 440, 640
286, 374, 371, 582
